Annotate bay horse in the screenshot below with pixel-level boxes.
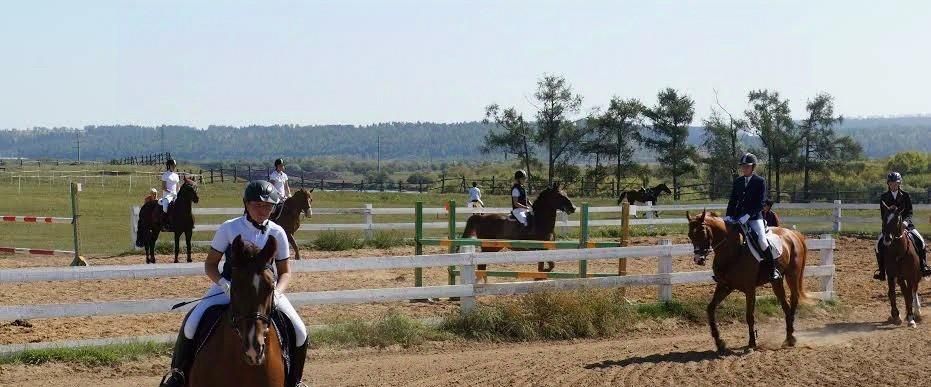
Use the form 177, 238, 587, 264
617, 183, 672, 206
270, 188, 313, 260
188, 235, 286, 387
686, 210, 808, 353
136, 179, 199, 264
461, 183, 576, 273
879, 202, 922, 327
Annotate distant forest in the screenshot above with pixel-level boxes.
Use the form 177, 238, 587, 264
0, 117, 928, 162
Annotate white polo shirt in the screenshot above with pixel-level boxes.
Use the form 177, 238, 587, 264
469, 186, 481, 201
162, 171, 180, 195
270, 170, 289, 197
211, 216, 290, 280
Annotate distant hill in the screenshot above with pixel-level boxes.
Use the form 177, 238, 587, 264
0, 116, 927, 162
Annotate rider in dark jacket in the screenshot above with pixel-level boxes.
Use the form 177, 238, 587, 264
724, 153, 780, 281
874, 171, 929, 280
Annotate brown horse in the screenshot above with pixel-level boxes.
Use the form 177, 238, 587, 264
270, 188, 314, 260
686, 210, 808, 353
617, 183, 672, 205
880, 203, 922, 327
137, 179, 199, 264
188, 235, 286, 387
461, 183, 576, 272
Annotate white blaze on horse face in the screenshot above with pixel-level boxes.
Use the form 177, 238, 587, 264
252, 274, 261, 293
244, 325, 260, 364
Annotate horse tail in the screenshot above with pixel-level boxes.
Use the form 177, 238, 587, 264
617, 192, 627, 205
791, 229, 809, 302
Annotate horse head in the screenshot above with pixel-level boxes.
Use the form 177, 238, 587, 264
534, 182, 576, 215
293, 188, 314, 218
178, 179, 199, 204
881, 202, 905, 246
686, 209, 724, 265
228, 235, 278, 366
654, 183, 672, 195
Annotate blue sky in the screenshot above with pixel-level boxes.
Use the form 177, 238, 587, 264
1, 0, 929, 129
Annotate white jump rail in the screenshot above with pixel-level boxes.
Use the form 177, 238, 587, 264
0, 236, 835, 320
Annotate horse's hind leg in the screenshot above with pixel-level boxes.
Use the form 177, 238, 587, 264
914, 292, 922, 322
888, 276, 901, 325
771, 279, 796, 347
537, 261, 555, 273
902, 279, 917, 327
707, 283, 734, 354
185, 230, 193, 263
744, 288, 758, 349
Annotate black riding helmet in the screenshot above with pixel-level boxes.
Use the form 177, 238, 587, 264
166, 159, 177, 169
514, 169, 527, 180
738, 153, 757, 165
274, 158, 284, 167
887, 171, 903, 183
243, 180, 281, 205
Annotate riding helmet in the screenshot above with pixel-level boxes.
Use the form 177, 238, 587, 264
166, 158, 177, 168
738, 153, 757, 166
274, 158, 284, 167
514, 169, 527, 180
243, 180, 281, 204
887, 171, 903, 183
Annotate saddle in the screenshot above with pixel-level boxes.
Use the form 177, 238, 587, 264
192, 305, 295, 376
507, 212, 534, 229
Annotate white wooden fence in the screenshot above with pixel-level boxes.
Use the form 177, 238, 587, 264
0, 236, 835, 320
129, 200, 928, 249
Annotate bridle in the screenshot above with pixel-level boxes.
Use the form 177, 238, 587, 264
691, 220, 727, 265
229, 264, 276, 343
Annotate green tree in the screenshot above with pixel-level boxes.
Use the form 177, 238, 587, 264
887, 151, 928, 175
702, 107, 746, 199
642, 88, 698, 199
482, 104, 537, 188
798, 92, 862, 200
744, 89, 800, 201
533, 75, 586, 185
585, 97, 645, 186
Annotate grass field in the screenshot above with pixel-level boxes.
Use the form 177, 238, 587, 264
0, 165, 927, 257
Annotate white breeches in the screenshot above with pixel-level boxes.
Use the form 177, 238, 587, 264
512, 208, 529, 226
748, 219, 769, 251
183, 283, 308, 345
159, 192, 176, 213
876, 226, 925, 251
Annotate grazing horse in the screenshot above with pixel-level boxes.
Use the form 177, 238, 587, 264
880, 203, 922, 327
686, 210, 808, 353
270, 188, 314, 260
188, 235, 286, 387
136, 179, 199, 264
460, 183, 576, 272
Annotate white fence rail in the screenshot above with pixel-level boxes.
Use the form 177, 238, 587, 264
0, 236, 835, 320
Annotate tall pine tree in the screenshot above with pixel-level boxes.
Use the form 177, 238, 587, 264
642, 88, 697, 199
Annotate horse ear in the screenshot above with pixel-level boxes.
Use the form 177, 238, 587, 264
699, 209, 706, 222
308, 187, 315, 193
685, 211, 691, 221
258, 236, 277, 264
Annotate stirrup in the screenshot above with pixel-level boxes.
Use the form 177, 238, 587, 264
159, 369, 185, 387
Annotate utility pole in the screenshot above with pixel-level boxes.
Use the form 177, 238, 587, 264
74, 130, 81, 163
160, 126, 165, 153
376, 134, 381, 175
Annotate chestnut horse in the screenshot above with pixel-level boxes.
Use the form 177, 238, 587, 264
136, 179, 199, 264
460, 183, 576, 272
879, 203, 922, 327
188, 235, 286, 387
686, 210, 808, 353
270, 188, 314, 260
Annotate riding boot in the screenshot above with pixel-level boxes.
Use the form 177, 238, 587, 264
288, 340, 309, 387
159, 331, 195, 387
874, 251, 886, 281
764, 247, 781, 281
919, 246, 931, 277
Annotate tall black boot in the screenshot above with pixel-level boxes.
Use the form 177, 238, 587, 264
874, 250, 886, 281
917, 241, 931, 277
288, 340, 309, 387
764, 247, 781, 281
159, 331, 195, 387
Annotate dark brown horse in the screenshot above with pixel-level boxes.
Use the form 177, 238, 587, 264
270, 188, 313, 260
461, 183, 576, 272
617, 183, 672, 206
880, 203, 922, 327
188, 235, 286, 387
136, 179, 199, 264
686, 210, 808, 353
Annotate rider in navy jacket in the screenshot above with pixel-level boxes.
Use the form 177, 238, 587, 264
724, 153, 780, 281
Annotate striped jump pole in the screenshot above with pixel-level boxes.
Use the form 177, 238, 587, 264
0, 247, 75, 256
0, 216, 72, 224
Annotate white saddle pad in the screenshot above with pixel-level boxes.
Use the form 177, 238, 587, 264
747, 228, 784, 262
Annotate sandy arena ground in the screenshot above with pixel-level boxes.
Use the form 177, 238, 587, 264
1, 236, 928, 386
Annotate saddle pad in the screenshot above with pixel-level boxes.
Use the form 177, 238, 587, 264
746, 228, 784, 262
191, 304, 293, 376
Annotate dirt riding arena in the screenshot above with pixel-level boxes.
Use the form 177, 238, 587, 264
2, 236, 930, 386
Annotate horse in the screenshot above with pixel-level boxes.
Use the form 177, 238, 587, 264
136, 179, 199, 264
686, 210, 808, 353
188, 235, 286, 387
460, 183, 576, 273
270, 188, 314, 260
618, 183, 671, 217
879, 203, 922, 327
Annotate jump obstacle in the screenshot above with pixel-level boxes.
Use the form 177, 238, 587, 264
0, 182, 86, 266
413, 200, 634, 286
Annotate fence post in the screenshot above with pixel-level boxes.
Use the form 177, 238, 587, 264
646, 201, 655, 232
820, 234, 835, 300
131, 206, 140, 251
578, 203, 589, 278
414, 202, 424, 287
558, 211, 569, 236
658, 239, 673, 301
363, 204, 374, 241
447, 200, 457, 285
70, 182, 87, 266
619, 201, 630, 298
832, 200, 842, 233
460, 244, 476, 313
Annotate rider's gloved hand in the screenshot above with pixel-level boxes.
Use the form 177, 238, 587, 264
218, 278, 232, 296
723, 216, 734, 223
738, 214, 750, 224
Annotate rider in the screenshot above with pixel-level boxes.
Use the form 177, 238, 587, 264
724, 153, 780, 281
874, 171, 930, 280
159, 181, 308, 387
762, 199, 780, 228
159, 159, 180, 230
468, 181, 484, 208
511, 170, 532, 227
270, 158, 291, 199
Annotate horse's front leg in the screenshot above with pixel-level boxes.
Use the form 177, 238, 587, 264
901, 278, 916, 327
173, 232, 182, 263
185, 230, 193, 263
287, 232, 300, 260
745, 288, 757, 349
707, 283, 734, 354
888, 275, 901, 325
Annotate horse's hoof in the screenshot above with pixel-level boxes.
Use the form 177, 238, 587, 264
909, 321, 918, 328
187, 259, 192, 263
784, 336, 797, 347
173, 260, 179, 264
889, 317, 903, 326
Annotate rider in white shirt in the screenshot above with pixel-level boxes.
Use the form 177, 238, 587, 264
511, 170, 531, 227
467, 182, 484, 208
269, 158, 291, 199
159, 159, 180, 213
